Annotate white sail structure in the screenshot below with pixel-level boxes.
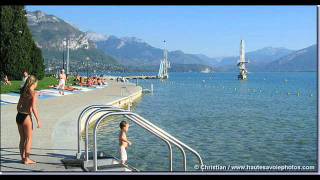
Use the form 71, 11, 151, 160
237, 40, 248, 80
158, 40, 170, 79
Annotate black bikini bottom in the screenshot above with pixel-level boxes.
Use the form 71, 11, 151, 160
16, 113, 30, 124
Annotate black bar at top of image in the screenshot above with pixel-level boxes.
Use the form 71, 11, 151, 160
1, 0, 319, 5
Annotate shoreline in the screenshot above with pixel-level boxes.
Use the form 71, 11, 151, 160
0, 80, 142, 172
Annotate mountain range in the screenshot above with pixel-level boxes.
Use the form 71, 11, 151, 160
212, 47, 295, 72
265, 44, 317, 72
94, 35, 209, 66
93, 32, 316, 72
212, 45, 316, 72
26, 10, 317, 73
27, 11, 120, 73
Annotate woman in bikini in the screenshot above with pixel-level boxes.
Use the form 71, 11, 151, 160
16, 75, 42, 165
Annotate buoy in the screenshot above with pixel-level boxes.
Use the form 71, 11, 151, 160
151, 84, 154, 94
287, 92, 290, 95
297, 91, 300, 96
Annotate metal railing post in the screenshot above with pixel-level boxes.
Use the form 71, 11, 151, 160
93, 111, 187, 171
84, 108, 123, 161
77, 105, 114, 154
78, 105, 203, 171
83, 108, 174, 171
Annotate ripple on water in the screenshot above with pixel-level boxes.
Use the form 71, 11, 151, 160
93, 72, 317, 171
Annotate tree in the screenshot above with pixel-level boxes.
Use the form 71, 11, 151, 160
0, 6, 44, 80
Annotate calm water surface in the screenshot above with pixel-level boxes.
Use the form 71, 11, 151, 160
88, 72, 317, 171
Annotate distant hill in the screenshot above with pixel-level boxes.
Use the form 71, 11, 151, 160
26, 10, 316, 73
26, 11, 213, 72
214, 47, 294, 72
95, 35, 209, 66
124, 64, 214, 73
193, 54, 219, 66
265, 44, 317, 72
27, 11, 119, 73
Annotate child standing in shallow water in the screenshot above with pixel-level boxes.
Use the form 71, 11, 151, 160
119, 121, 132, 164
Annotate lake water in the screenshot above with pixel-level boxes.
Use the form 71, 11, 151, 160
89, 72, 317, 172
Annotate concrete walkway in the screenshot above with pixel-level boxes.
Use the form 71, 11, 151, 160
1, 81, 142, 172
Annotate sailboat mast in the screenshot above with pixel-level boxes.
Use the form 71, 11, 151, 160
240, 40, 245, 64
238, 39, 248, 80
158, 40, 170, 79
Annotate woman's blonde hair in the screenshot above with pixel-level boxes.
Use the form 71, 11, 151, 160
20, 75, 38, 95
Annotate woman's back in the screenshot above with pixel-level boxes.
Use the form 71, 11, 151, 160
17, 91, 34, 114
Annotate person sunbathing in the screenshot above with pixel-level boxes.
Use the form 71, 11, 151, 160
48, 85, 79, 91
92, 77, 98, 85
97, 78, 102, 86
87, 78, 94, 87
102, 78, 107, 85
73, 75, 80, 85
48, 85, 57, 88
3, 75, 11, 85
76, 75, 80, 82
64, 86, 79, 91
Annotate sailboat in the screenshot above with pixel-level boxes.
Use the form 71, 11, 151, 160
158, 40, 171, 79
237, 40, 248, 80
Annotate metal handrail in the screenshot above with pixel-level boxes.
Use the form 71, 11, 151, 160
78, 105, 203, 171
92, 111, 187, 171
80, 105, 178, 171
80, 106, 176, 171
84, 109, 184, 171
125, 114, 174, 171
77, 105, 114, 154
131, 113, 204, 169
124, 114, 187, 171
84, 107, 123, 161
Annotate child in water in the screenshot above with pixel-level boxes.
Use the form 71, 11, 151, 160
119, 121, 132, 164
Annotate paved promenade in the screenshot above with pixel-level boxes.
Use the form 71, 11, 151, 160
0, 81, 142, 172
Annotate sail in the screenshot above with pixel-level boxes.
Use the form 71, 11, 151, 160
240, 40, 245, 63
237, 40, 248, 80
158, 40, 170, 79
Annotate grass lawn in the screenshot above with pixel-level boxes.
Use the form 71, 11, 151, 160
1, 76, 75, 94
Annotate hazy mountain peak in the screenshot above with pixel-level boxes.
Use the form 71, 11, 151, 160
121, 36, 144, 43
85, 31, 109, 42
265, 44, 316, 71
171, 50, 184, 54
117, 41, 126, 49
27, 10, 61, 25
26, 11, 91, 50
251, 46, 293, 55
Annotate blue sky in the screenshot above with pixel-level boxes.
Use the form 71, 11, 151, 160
26, 6, 317, 57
